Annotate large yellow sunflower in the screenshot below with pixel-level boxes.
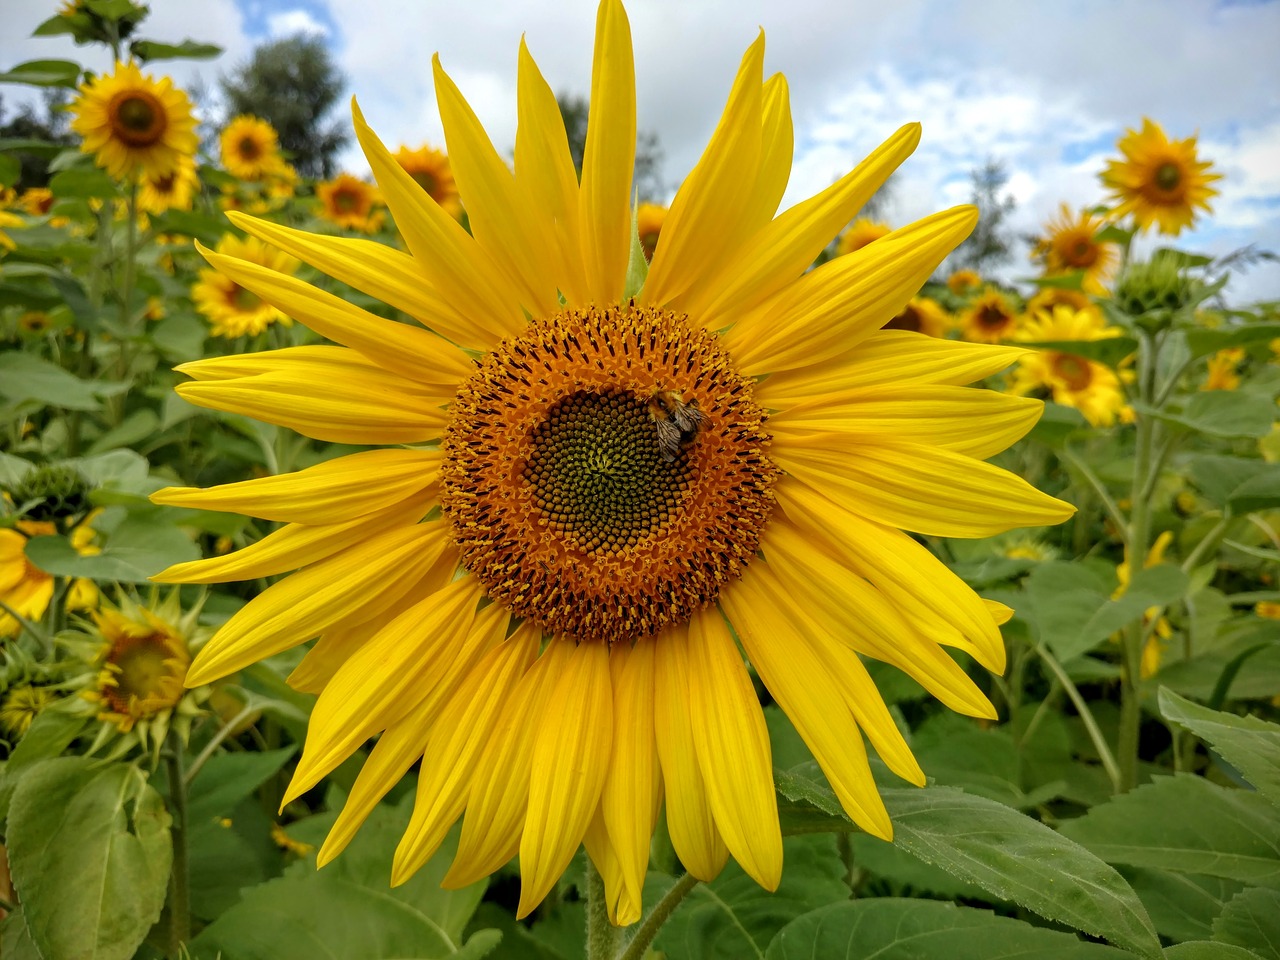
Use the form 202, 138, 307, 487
70, 60, 197, 181
220, 115, 283, 182
960, 286, 1021, 342
883, 295, 950, 338
192, 234, 299, 338
1100, 117, 1221, 235
315, 173, 384, 233
152, 1, 1071, 925
393, 143, 462, 218
1009, 305, 1128, 427
1032, 203, 1118, 295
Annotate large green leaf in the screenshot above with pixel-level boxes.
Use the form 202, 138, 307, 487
129, 39, 223, 61
1226, 469, 1280, 516
49, 166, 119, 199
7, 757, 172, 960
1159, 689, 1280, 807
1165, 943, 1265, 960
1213, 887, 1280, 960
187, 746, 296, 828
1127, 868, 1246, 943
0, 353, 125, 411
653, 834, 848, 959
25, 511, 200, 582
773, 772, 1162, 956
1019, 336, 1138, 369
0, 706, 86, 820
1187, 323, 1280, 360
1147, 392, 1275, 440
0, 58, 81, 87
765, 899, 1130, 959
1059, 775, 1280, 887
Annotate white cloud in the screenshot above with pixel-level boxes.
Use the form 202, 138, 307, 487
267, 9, 330, 38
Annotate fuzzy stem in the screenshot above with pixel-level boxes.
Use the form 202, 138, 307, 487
617, 873, 700, 960
165, 730, 192, 957
584, 857, 620, 960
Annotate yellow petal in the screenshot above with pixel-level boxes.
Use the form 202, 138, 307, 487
653, 625, 729, 881
184, 522, 449, 686
985, 599, 1015, 625
351, 98, 525, 342
225, 211, 479, 357
721, 565, 893, 840
686, 606, 782, 890
696, 122, 920, 329
775, 439, 1076, 538
196, 242, 470, 387
151, 449, 440, 525
176, 345, 357, 382
771, 386, 1043, 461
583, 805, 641, 926
641, 32, 763, 310
722, 206, 978, 374
517, 641, 613, 919
578, 0, 635, 305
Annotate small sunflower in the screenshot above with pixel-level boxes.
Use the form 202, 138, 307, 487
192, 234, 300, 338
220, 115, 283, 181
0, 208, 25, 252
1032, 203, 1118, 295
0, 519, 99, 637
138, 154, 200, 214
393, 143, 461, 218
883, 295, 950, 338
946, 268, 981, 296
0, 685, 58, 741
18, 311, 53, 335
1026, 286, 1092, 318
70, 60, 197, 181
153, 0, 1071, 924
1113, 531, 1175, 678
636, 202, 667, 260
1009, 305, 1128, 427
1202, 347, 1244, 392
1101, 117, 1222, 235
316, 174, 384, 233
19, 188, 55, 217
960, 287, 1020, 342
836, 217, 891, 256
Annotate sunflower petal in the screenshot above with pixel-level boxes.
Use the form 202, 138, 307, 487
583, 805, 641, 926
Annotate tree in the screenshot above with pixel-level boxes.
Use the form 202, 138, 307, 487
219, 34, 348, 179
556, 93, 666, 203
0, 91, 74, 189
949, 158, 1018, 274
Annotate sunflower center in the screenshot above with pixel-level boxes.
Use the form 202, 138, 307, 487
1051, 352, 1093, 390
109, 91, 166, 147
102, 631, 185, 718
238, 135, 262, 160
226, 283, 261, 312
1154, 161, 1182, 194
884, 304, 922, 333
334, 188, 359, 213
411, 171, 438, 196
1063, 235, 1098, 268
441, 303, 778, 645
977, 304, 1010, 331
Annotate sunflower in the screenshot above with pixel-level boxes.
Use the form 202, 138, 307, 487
960, 286, 1020, 342
220, 115, 283, 181
882, 295, 950, 338
1202, 347, 1244, 392
316, 173, 384, 233
636, 202, 667, 260
138, 154, 199, 214
1113, 531, 1174, 678
393, 143, 462, 218
1026, 285, 1091, 318
1009, 305, 1128, 427
70, 60, 197, 181
0, 208, 24, 252
1101, 117, 1221, 236
0, 519, 99, 637
192, 234, 300, 338
946, 268, 981, 296
836, 217, 890, 256
19, 188, 55, 217
0, 685, 58, 741
1032, 203, 1118, 295
152, 1, 1071, 924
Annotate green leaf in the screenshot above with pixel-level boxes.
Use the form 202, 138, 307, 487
0, 353, 125, 411
129, 39, 223, 61
0, 911, 41, 960
0, 59, 81, 87
1127, 868, 1245, 943
1213, 887, 1280, 960
49, 166, 119, 200
1148, 392, 1276, 440
773, 773, 1162, 956
1226, 468, 1280, 516
0, 154, 19, 187
1158, 688, 1280, 807
187, 746, 295, 828
1165, 943, 1265, 960
1059, 775, 1280, 888
7, 757, 172, 960
1018, 336, 1138, 369
25, 512, 200, 582
0, 707, 87, 819
1030, 401, 1090, 447
765, 899, 1130, 960
31, 15, 79, 38
1186, 323, 1280, 360
87, 409, 161, 455
655, 833, 849, 960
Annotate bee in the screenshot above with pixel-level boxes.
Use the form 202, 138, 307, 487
646, 388, 707, 462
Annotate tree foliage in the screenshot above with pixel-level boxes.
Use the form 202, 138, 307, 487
950, 158, 1018, 274
218, 33, 348, 179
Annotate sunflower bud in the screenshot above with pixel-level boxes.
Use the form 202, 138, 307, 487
5, 464, 91, 524
1115, 255, 1193, 329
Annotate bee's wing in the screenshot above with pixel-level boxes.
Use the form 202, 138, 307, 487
654, 417, 683, 461
673, 404, 707, 431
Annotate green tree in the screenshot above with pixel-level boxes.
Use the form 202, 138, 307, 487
556, 92, 666, 202
950, 158, 1018, 274
0, 91, 73, 189
219, 33, 348, 178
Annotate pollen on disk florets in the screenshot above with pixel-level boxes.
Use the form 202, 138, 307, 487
441, 302, 778, 645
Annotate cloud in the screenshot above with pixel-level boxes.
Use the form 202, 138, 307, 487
267, 9, 330, 38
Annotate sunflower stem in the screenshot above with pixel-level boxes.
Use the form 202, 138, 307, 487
165, 728, 192, 958
584, 857, 619, 960
616, 872, 700, 960
184, 704, 257, 787
1036, 644, 1122, 793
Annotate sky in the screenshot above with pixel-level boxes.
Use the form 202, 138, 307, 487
4, 0, 1280, 300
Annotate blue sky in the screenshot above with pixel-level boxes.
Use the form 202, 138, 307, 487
6, 0, 1279, 301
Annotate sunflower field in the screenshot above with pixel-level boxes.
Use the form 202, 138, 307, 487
2, 2, 1279, 960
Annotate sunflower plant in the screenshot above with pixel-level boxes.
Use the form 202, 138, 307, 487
1, 2, 1278, 960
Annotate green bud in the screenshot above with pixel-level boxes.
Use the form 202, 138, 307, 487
5, 464, 91, 524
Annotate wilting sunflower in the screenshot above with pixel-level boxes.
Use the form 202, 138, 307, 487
883, 295, 950, 338
1010, 305, 1128, 427
1032, 203, 1118, 295
960, 286, 1021, 342
192, 233, 299, 338
947, 268, 981, 296
138, 154, 199, 214
316, 173, 384, 233
836, 217, 890, 256
70, 60, 197, 181
394, 143, 462, 218
220, 115, 283, 182
1101, 117, 1221, 236
152, 0, 1071, 925
636, 202, 667, 260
